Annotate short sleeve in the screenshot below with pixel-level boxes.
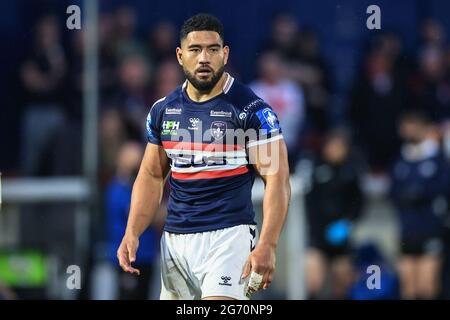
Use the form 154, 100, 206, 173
245, 104, 283, 148
146, 102, 162, 145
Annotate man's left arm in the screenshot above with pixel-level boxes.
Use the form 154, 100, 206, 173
241, 137, 291, 292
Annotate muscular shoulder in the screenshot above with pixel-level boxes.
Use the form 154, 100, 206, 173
224, 80, 267, 116
149, 86, 182, 116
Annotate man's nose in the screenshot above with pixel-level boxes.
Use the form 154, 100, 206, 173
198, 49, 211, 63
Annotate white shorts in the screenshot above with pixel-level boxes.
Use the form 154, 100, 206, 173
159, 224, 258, 300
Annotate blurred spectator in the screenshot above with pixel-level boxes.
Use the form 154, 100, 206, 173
303, 129, 365, 299
147, 21, 176, 65
113, 54, 152, 141
98, 13, 122, 104
19, 15, 68, 176
349, 44, 406, 171
287, 29, 333, 146
100, 108, 127, 184
442, 222, 450, 299
250, 51, 305, 166
105, 142, 160, 299
407, 46, 450, 124
421, 19, 446, 52
349, 243, 400, 300
100, 57, 181, 185
373, 32, 413, 86
69, 14, 119, 112
113, 6, 147, 62
149, 60, 184, 103
262, 13, 298, 59
390, 112, 450, 299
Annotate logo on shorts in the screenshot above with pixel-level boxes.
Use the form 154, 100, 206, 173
219, 276, 232, 286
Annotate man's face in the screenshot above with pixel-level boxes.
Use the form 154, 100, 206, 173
399, 120, 425, 144
176, 31, 229, 92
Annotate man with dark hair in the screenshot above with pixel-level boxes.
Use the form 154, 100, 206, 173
117, 14, 291, 300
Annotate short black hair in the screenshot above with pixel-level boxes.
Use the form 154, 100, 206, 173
180, 13, 224, 43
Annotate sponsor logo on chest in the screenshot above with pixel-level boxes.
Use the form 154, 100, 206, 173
165, 107, 182, 115
210, 110, 232, 117
188, 117, 201, 130
162, 120, 180, 135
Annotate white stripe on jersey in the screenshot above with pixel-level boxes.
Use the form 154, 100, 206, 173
247, 134, 284, 148
223, 74, 235, 94
165, 148, 247, 158
150, 96, 166, 111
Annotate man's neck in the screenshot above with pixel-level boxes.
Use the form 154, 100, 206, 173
186, 73, 228, 103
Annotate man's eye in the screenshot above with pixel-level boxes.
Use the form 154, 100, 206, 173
190, 48, 200, 53
210, 48, 219, 53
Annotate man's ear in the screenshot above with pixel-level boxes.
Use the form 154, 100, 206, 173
176, 47, 183, 66
223, 45, 230, 66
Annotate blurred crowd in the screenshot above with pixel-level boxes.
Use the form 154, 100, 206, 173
3, 7, 450, 299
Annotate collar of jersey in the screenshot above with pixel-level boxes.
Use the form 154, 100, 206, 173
181, 72, 234, 106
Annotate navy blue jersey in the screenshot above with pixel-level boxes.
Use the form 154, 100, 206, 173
390, 142, 450, 237
146, 73, 283, 233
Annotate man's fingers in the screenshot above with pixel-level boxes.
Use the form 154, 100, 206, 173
262, 272, 273, 290
127, 243, 136, 263
117, 253, 130, 270
261, 270, 270, 289
127, 266, 141, 275
118, 252, 140, 275
241, 260, 251, 280
117, 238, 140, 275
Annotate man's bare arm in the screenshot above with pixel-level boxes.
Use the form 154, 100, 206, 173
241, 138, 291, 291
117, 143, 170, 275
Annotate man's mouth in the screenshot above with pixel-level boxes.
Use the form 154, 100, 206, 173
197, 68, 213, 77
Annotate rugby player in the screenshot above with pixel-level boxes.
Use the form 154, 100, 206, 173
117, 13, 291, 300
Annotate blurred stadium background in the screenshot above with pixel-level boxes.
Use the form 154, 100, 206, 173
1, 0, 450, 300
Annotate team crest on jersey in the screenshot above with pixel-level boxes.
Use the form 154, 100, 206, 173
262, 108, 278, 129
211, 121, 227, 140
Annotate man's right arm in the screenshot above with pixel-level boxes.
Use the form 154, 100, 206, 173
117, 142, 170, 275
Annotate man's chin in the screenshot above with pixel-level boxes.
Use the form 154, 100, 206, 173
192, 79, 213, 90
196, 75, 213, 82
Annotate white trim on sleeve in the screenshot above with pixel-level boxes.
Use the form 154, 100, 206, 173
246, 134, 283, 148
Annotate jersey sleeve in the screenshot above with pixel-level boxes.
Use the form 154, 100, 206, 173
244, 103, 283, 148
146, 101, 163, 145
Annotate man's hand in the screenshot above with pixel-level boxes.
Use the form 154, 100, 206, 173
241, 242, 276, 295
117, 234, 141, 275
